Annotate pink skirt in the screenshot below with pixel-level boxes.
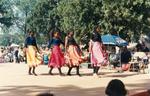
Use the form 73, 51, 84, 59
91, 42, 108, 67
48, 45, 65, 68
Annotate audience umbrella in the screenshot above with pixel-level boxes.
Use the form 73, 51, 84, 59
101, 34, 128, 46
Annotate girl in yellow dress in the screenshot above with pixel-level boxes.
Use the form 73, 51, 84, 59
25, 31, 41, 76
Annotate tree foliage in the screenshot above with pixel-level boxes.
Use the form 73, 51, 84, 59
101, 0, 150, 41
12, 0, 38, 34
26, 0, 150, 43
27, 0, 58, 33
0, 0, 13, 28
56, 0, 103, 41
1, 0, 150, 45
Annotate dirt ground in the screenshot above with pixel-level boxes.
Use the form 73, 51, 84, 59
0, 63, 149, 96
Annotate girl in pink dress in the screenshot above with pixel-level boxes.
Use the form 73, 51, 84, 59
89, 26, 108, 76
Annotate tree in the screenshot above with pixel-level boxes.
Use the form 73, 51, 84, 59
27, 0, 59, 33
26, 0, 150, 43
100, 0, 150, 41
12, 0, 38, 34
26, 0, 60, 44
0, 0, 13, 28
56, 0, 103, 42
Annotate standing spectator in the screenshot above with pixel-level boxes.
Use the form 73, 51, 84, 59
14, 47, 20, 63
18, 47, 25, 62
0, 50, 5, 63
7, 50, 14, 62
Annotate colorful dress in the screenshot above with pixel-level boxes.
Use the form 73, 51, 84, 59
66, 36, 83, 67
25, 36, 41, 67
90, 32, 108, 67
48, 38, 65, 68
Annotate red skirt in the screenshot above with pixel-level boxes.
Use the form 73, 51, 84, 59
48, 45, 65, 68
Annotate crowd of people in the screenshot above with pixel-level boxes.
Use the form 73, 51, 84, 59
0, 25, 150, 77
0, 26, 150, 96
109, 42, 150, 73
0, 46, 25, 63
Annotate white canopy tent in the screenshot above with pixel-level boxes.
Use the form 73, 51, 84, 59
10, 43, 19, 47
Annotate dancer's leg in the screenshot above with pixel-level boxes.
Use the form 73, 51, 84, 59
28, 67, 32, 75
49, 67, 54, 75
67, 67, 73, 76
32, 66, 37, 76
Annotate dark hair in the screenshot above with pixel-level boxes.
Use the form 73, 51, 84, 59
50, 28, 61, 38
93, 25, 100, 32
105, 79, 127, 96
66, 29, 74, 36
36, 92, 54, 96
91, 25, 102, 42
27, 29, 33, 33
110, 28, 117, 34
27, 29, 35, 37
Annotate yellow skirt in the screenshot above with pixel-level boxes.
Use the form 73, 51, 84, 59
26, 46, 41, 67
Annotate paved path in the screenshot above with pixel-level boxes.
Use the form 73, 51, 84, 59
0, 63, 150, 96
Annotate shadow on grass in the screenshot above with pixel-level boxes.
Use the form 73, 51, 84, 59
40, 71, 138, 78
0, 85, 105, 96
0, 79, 150, 96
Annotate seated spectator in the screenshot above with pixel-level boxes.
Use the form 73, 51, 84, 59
142, 44, 149, 52
140, 52, 149, 73
105, 79, 127, 96
42, 48, 51, 65
36, 92, 54, 96
109, 47, 120, 69
121, 47, 131, 71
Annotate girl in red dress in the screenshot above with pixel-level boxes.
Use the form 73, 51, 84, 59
48, 29, 65, 75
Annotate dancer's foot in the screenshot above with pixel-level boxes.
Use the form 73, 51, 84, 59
33, 72, 37, 76
67, 73, 71, 76
77, 73, 82, 77
93, 73, 99, 78
28, 67, 32, 75
49, 72, 54, 75
60, 73, 65, 76
28, 72, 32, 75
49, 67, 54, 75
